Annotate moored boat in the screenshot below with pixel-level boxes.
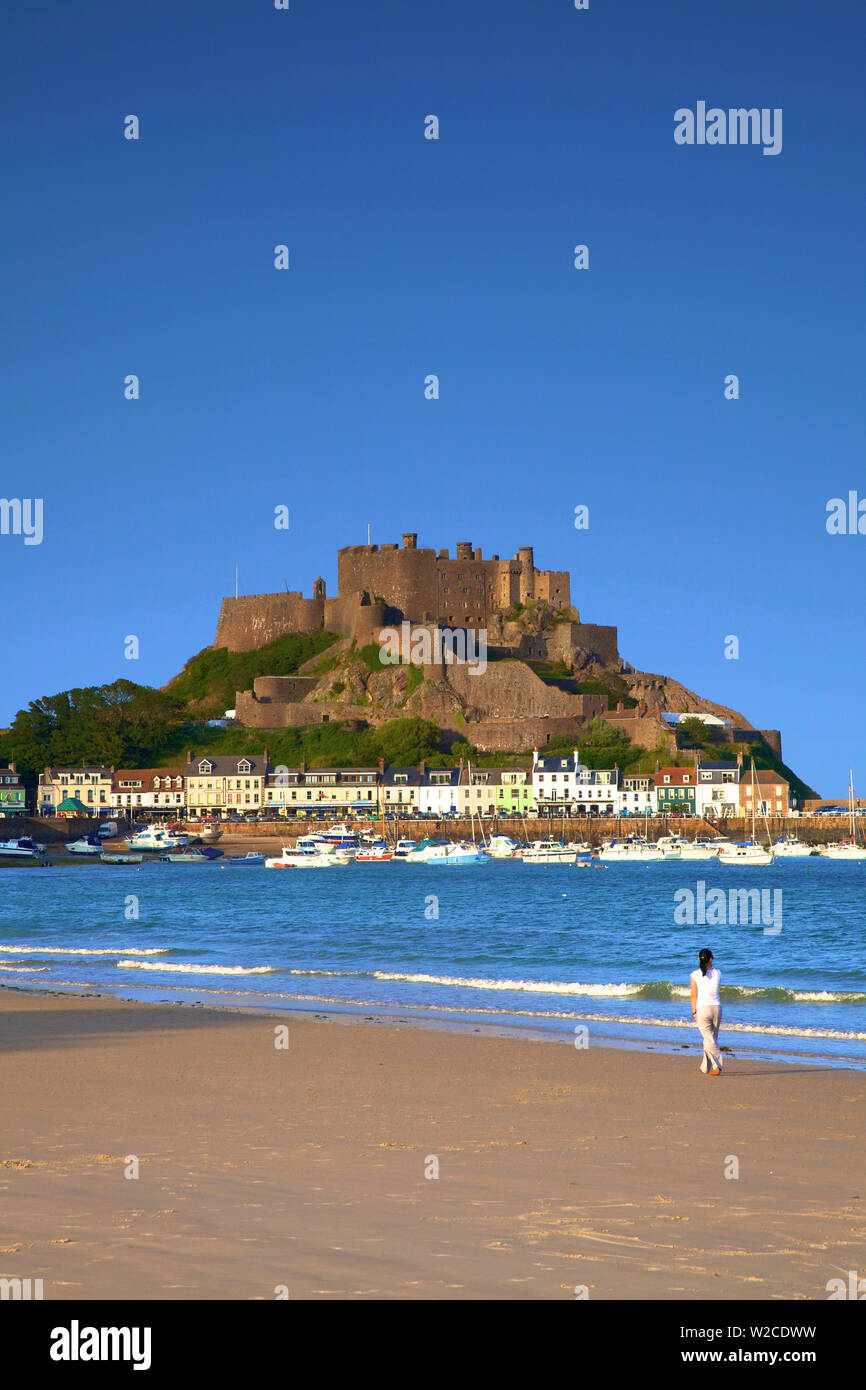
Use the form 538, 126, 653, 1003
425, 841, 491, 865
264, 845, 343, 868
485, 835, 519, 859
717, 841, 774, 866
772, 835, 817, 858
159, 846, 224, 863
100, 852, 144, 864
225, 851, 266, 865
520, 839, 579, 864
64, 835, 104, 856
820, 770, 866, 859
0, 836, 46, 860
598, 836, 663, 863
129, 825, 190, 852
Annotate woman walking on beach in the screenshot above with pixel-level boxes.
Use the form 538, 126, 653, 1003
691, 948, 723, 1075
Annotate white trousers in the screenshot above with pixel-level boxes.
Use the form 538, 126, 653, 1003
696, 1005, 723, 1070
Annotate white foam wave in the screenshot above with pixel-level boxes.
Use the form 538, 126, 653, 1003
116, 961, 275, 976
371, 971, 644, 997
0, 964, 49, 973
0, 945, 169, 957
26, 978, 866, 1044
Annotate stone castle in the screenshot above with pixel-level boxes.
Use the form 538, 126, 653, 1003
215, 533, 605, 652
208, 532, 778, 758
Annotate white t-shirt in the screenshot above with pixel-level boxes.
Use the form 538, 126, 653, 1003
691, 967, 721, 1007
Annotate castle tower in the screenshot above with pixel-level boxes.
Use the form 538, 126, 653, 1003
313, 577, 326, 599
517, 547, 535, 604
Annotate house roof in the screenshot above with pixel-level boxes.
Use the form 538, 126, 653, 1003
382, 767, 423, 787
655, 768, 696, 786
42, 766, 113, 778
741, 770, 789, 787
113, 768, 185, 786
187, 756, 268, 776
534, 754, 578, 772
422, 768, 461, 787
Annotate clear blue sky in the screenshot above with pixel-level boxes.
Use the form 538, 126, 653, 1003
2, 0, 863, 794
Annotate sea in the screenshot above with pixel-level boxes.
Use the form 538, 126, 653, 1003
1, 856, 863, 1069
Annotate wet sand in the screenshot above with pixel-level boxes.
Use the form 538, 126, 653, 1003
1, 986, 862, 1300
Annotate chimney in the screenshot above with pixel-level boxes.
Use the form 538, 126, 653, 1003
299, 761, 307, 775
378, 757, 385, 775
418, 758, 426, 776
187, 749, 193, 764
263, 747, 270, 766
736, 750, 743, 768
9, 762, 15, 773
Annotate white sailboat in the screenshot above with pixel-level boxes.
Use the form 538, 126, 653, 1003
718, 760, 774, 865
821, 772, 866, 860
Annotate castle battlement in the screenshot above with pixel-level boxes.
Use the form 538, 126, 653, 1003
215, 532, 580, 652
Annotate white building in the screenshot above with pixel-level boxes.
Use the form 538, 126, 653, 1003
532, 750, 619, 815
619, 772, 654, 816
693, 760, 741, 820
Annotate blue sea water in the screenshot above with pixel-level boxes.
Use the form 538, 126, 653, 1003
1, 857, 863, 1068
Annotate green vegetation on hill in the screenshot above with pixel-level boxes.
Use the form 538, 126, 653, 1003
0, 681, 187, 780
166, 632, 341, 715
151, 717, 445, 770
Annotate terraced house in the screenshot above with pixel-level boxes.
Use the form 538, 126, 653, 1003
38, 766, 114, 817
0, 764, 25, 817
654, 767, 696, 815
532, 750, 619, 815
185, 753, 269, 817
265, 764, 379, 816
111, 768, 185, 816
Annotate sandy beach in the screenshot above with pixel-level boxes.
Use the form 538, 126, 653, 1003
1, 986, 863, 1301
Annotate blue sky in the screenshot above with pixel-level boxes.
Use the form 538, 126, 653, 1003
1, 0, 863, 793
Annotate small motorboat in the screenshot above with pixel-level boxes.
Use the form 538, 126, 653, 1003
159, 846, 224, 863
225, 851, 266, 866
772, 835, 817, 858
486, 835, 519, 859
65, 835, 104, 856
100, 852, 144, 864
521, 839, 580, 864
129, 826, 190, 852
425, 842, 491, 866
717, 841, 774, 866
0, 836, 46, 860
319, 822, 361, 848
390, 839, 418, 860
355, 843, 394, 861
265, 845, 343, 868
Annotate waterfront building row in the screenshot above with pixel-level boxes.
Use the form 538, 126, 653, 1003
27, 750, 791, 820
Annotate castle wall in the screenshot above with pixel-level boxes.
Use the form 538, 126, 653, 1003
215, 594, 325, 652
450, 716, 588, 753
336, 539, 569, 628
234, 693, 365, 729
441, 662, 606, 721
546, 622, 620, 667
252, 676, 318, 702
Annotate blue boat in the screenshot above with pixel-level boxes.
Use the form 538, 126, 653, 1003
226, 851, 266, 866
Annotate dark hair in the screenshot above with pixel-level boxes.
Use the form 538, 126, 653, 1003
698, 948, 713, 976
